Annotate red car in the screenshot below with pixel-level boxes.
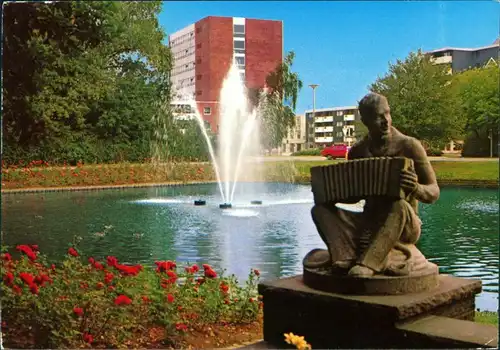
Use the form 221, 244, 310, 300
321, 144, 349, 160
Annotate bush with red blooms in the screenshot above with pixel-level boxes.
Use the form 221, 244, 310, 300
0, 244, 262, 348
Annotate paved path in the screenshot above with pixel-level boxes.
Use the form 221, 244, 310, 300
252, 156, 499, 162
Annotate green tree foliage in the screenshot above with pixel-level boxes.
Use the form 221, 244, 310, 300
2, 1, 175, 164
451, 65, 499, 157
369, 50, 464, 148
259, 51, 303, 149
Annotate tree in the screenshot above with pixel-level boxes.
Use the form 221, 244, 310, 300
451, 65, 499, 156
2, 1, 172, 164
259, 51, 303, 150
369, 50, 465, 148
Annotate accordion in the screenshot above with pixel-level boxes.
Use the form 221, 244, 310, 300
310, 157, 414, 204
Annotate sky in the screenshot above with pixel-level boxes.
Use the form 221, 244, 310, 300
159, 1, 499, 115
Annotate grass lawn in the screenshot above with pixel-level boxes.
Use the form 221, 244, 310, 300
475, 311, 499, 326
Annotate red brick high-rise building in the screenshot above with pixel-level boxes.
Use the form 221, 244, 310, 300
169, 16, 283, 132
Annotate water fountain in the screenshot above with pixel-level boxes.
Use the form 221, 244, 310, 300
175, 61, 263, 209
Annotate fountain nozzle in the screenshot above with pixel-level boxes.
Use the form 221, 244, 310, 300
219, 203, 232, 209
194, 199, 206, 206
250, 200, 262, 205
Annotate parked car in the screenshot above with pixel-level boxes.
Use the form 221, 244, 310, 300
321, 144, 349, 160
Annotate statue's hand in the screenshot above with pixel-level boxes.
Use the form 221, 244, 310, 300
400, 169, 418, 195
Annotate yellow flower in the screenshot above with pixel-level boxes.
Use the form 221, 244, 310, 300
284, 332, 312, 350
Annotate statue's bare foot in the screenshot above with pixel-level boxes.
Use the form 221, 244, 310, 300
332, 260, 354, 270
348, 264, 375, 277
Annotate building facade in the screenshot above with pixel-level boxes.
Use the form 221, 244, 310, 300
304, 106, 361, 148
280, 115, 306, 154
427, 39, 499, 73
169, 16, 283, 132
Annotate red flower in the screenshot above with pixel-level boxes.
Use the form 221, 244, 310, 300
220, 282, 229, 294
51, 264, 56, 271
16, 245, 37, 261
83, 333, 93, 344
12, 285, 22, 295
80, 282, 88, 289
3, 272, 14, 285
185, 264, 200, 274
108, 285, 115, 291
196, 277, 205, 285
114, 294, 132, 306
175, 323, 188, 331
73, 307, 84, 316
115, 263, 142, 276
202, 264, 211, 270
141, 296, 150, 303
31, 245, 39, 251
254, 269, 260, 276
155, 260, 176, 273
30, 284, 39, 294
88, 257, 95, 265
167, 293, 175, 303
19, 272, 34, 286
2, 253, 12, 261
107, 256, 118, 267
104, 272, 114, 284
166, 270, 177, 279
68, 247, 78, 257
204, 268, 217, 278
94, 261, 103, 270
96, 282, 104, 289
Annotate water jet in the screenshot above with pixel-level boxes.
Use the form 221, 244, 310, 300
219, 203, 232, 209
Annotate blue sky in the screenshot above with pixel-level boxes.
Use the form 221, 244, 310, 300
159, 1, 499, 114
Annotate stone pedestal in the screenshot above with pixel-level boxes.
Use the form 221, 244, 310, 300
258, 274, 483, 349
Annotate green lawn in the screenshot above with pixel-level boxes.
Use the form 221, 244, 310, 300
261, 160, 498, 184
475, 311, 499, 326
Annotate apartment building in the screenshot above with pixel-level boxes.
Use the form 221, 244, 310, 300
304, 106, 361, 148
427, 39, 499, 73
169, 16, 283, 132
280, 114, 306, 154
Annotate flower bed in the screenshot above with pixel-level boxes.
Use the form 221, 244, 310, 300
1, 244, 263, 348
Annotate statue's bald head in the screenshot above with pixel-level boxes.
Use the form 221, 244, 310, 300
358, 93, 389, 119
358, 92, 392, 138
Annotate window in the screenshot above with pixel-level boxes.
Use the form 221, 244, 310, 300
336, 111, 343, 116
204, 107, 211, 115
337, 132, 343, 137
196, 57, 202, 64
196, 27, 201, 34
234, 40, 245, 50
239, 72, 245, 81
196, 43, 202, 49
234, 24, 245, 34
196, 74, 202, 80
235, 56, 245, 66
233, 24, 245, 38
196, 90, 202, 96
336, 121, 343, 127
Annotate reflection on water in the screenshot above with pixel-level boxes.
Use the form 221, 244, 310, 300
2, 184, 498, 311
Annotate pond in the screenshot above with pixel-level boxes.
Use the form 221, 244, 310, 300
2, 183, 498, 311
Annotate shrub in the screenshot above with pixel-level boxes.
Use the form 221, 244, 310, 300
291, 148, 322, 156
1, 245, 262, 348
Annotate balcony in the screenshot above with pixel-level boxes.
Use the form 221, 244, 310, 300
431, 56, 452, 65
315, 126, 334, 133
315, 136, 333, 143
344, 114, 355, 121
314, 116, 334, 123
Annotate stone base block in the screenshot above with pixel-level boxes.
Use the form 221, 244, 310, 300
259, 274, 482, 349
